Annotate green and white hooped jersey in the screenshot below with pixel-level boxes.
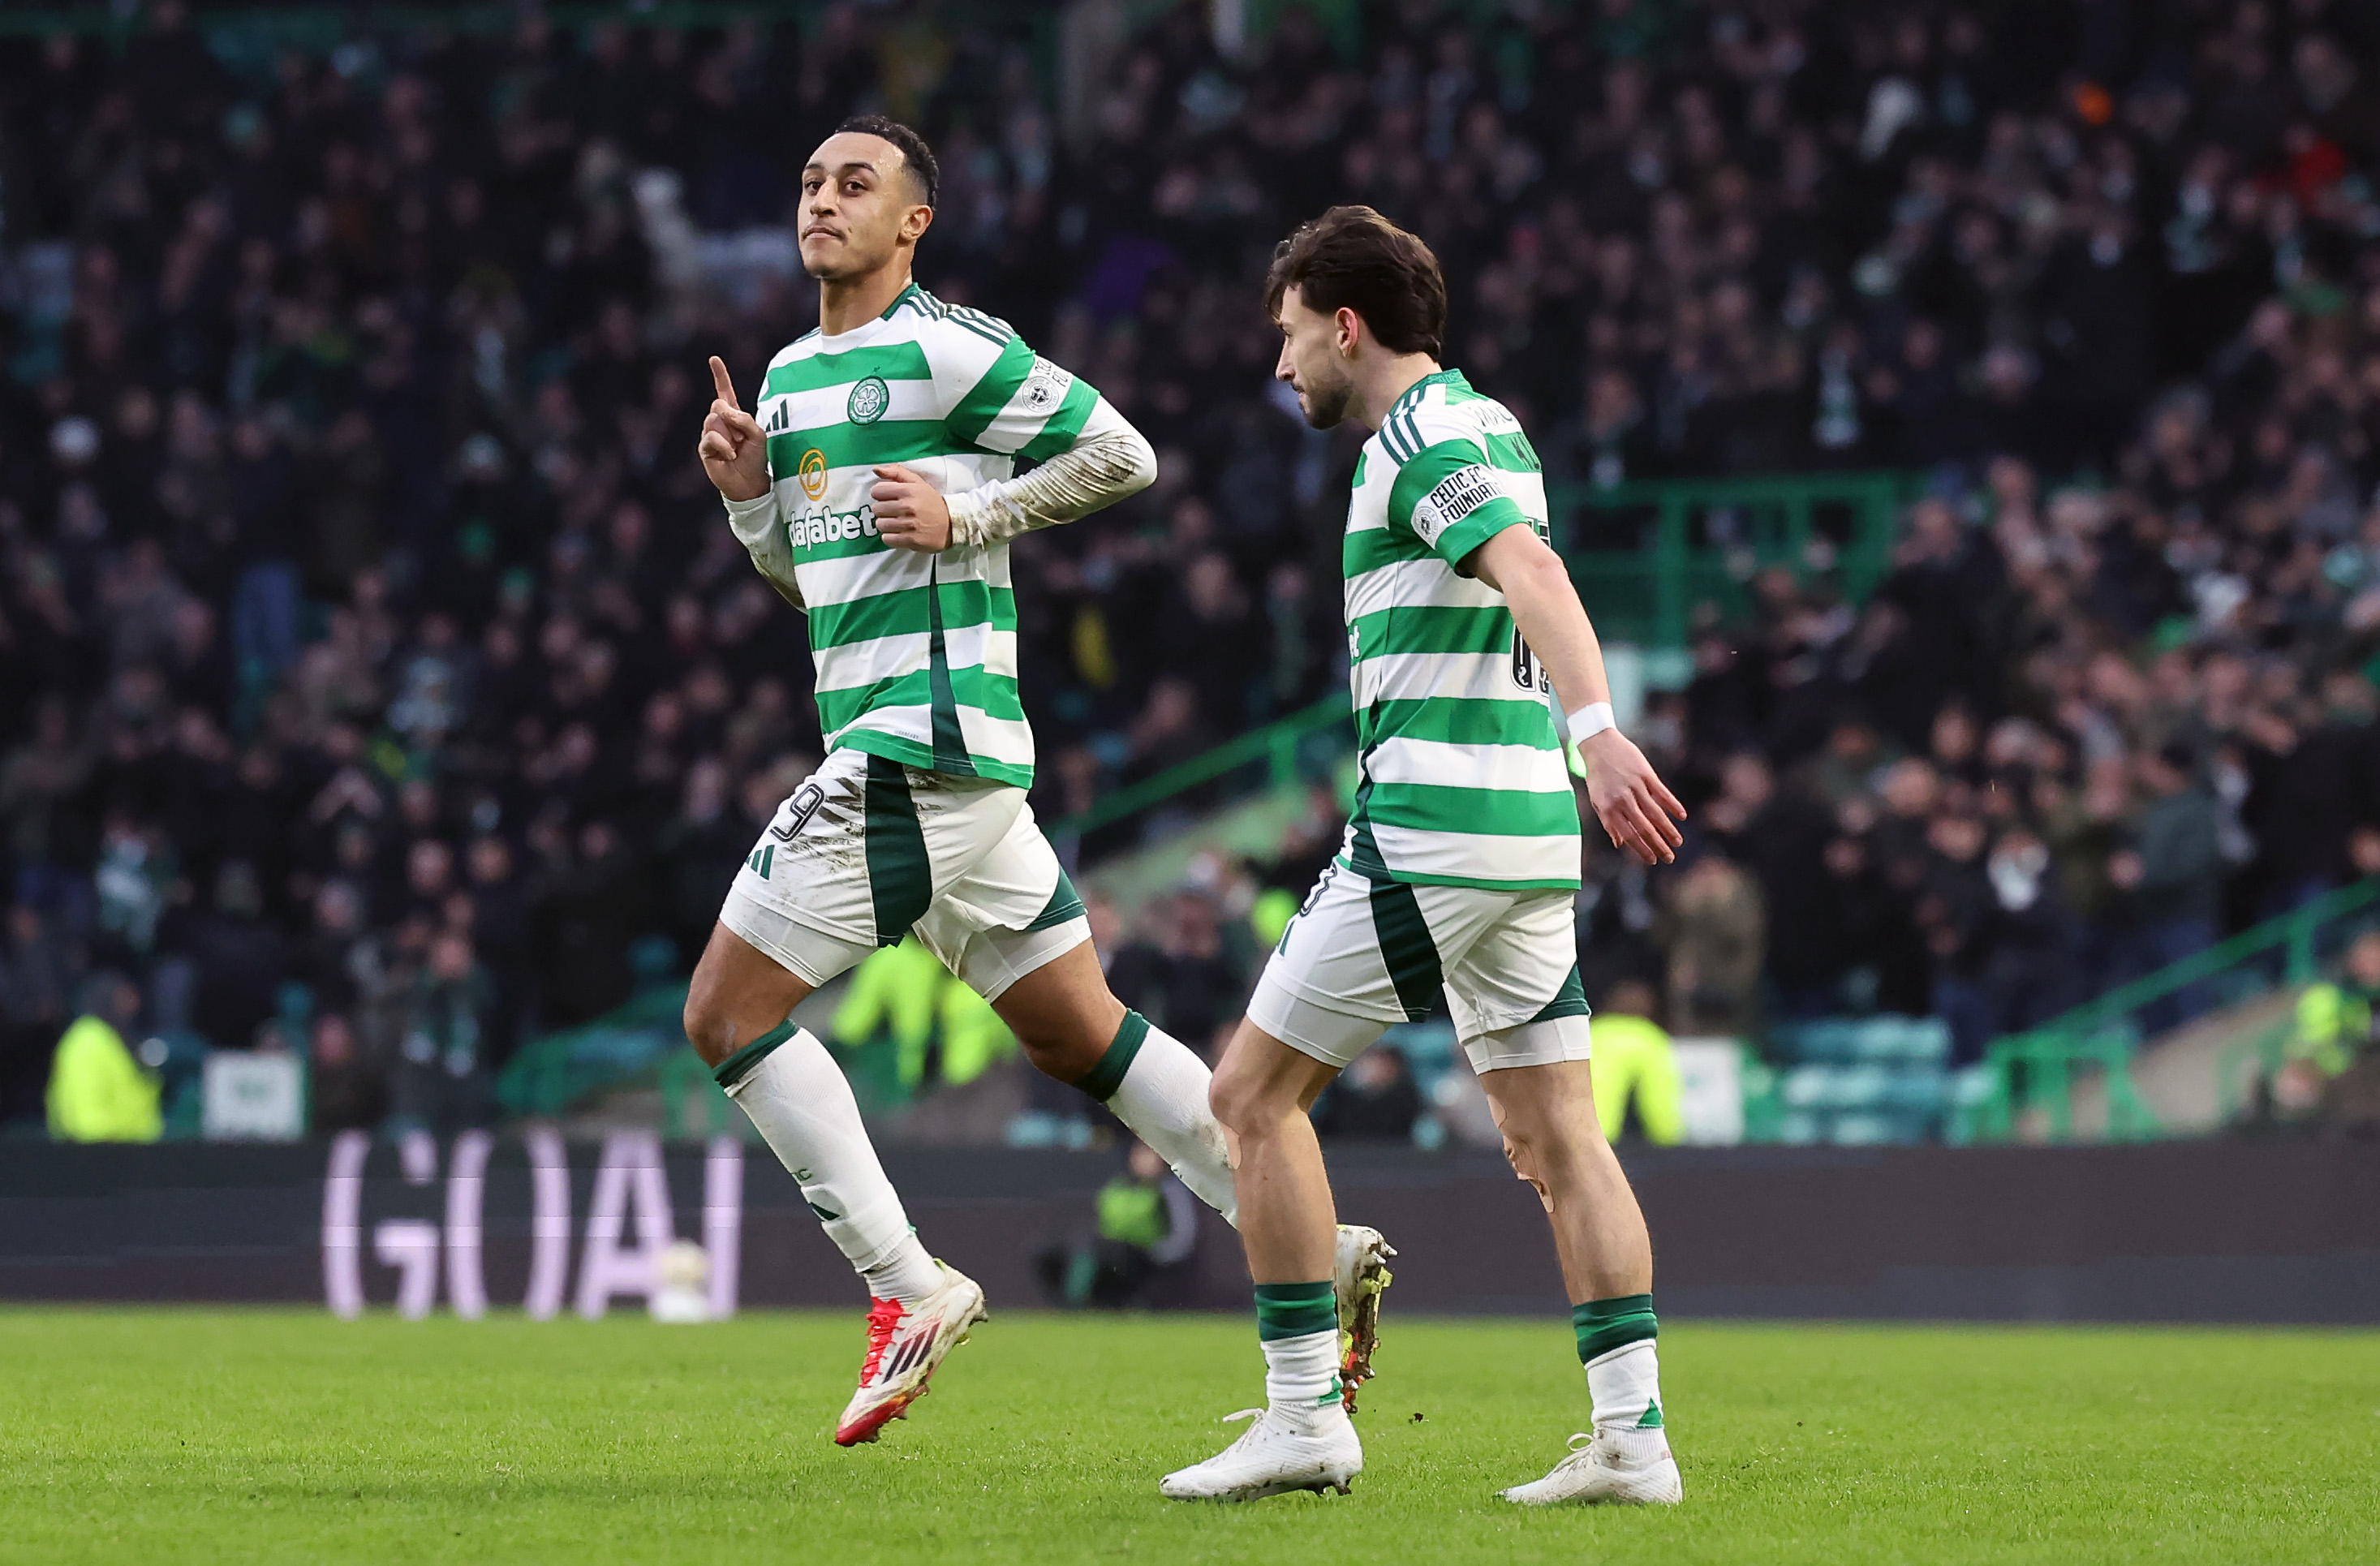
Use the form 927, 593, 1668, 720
755, 283, 1102, 789
1339, 369, 1582, 892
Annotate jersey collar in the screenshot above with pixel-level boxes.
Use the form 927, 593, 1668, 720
817, 282, 924, 345
1384, 367, 1465, 423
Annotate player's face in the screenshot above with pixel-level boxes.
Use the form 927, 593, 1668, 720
1273, 286, 1357, 430
798, 133, 930, 280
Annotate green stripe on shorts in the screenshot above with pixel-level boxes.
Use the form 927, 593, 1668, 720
863, 755, 933, 944
1369, 878, 1443, 1022
1026, 871, 1087, 931
1530, 962, 1590, 1023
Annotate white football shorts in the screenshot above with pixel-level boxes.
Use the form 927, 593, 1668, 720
1246, 860, 1591, 1073
718, 746, 1088, 1000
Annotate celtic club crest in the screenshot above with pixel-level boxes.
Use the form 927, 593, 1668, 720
847, 376, 890, 424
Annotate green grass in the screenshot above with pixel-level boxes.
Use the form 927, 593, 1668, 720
2, 1309, 2376, 1564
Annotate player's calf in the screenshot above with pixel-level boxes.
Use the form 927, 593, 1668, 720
993, 947, 1241, 1220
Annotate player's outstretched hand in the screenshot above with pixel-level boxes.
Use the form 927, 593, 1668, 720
698, 355, 770, 502
872, 464, 952, 552
1581, 729, 1687, 866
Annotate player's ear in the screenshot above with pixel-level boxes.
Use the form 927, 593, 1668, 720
1335, 307, 1362, 358
903, 202, 934, 244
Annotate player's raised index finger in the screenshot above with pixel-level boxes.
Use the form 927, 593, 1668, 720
708, 355, 740, 411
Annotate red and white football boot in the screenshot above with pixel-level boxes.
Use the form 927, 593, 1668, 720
833, 1263, 988, 1447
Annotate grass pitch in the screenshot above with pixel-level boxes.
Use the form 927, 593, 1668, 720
2, 1308, 2375, 1564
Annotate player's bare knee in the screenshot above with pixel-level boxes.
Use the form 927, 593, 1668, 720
1017, 1027, 1098, 1082
1208, 1060, 1278, 1141
681, 990, 737, 1068
1500, 1108, 1576, 1176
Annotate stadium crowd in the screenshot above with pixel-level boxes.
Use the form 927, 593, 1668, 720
3, 0, 2379, 1132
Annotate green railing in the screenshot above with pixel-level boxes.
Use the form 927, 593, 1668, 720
2214, 1008, 2304, 1127
1047, 472, 1924, 852
497, 990, 934, 1130
659, 1050, 747, 1140
1048, 691, 1354, 849
1557, 471, 1921, 650
1970, 876, 2380, 1142
496, 983, 689, 1119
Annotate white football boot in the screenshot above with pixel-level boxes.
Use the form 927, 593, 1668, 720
1500, 1426, 1683, 1505
1332, 1224, 1396, 1412
833, 1263, 988, 1447
1160, 1403, 1364, 1502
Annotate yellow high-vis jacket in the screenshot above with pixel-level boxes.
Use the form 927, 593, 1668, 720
46, 1015, 163, 1143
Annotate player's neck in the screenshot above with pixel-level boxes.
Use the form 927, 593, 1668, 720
817, 256, 916, 337
1350, 353, 1443, 431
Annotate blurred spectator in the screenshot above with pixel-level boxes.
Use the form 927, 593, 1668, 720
170, 859, 287, 1052
935, 979, 1019, 1090
832, 936, 942, 1091
2275, 928, 2380, 1120
1035, 1140, 1199, 1309
308, 1011, 384, 1134
1654, 851, 1763, 1037
1587, 979, 1684, 1147
2, 1, 2379, 1136
1107, 889, 1246, 1056
45, 971, 158, 1142
2109, 743, 2225, 1035
2, 902, 79, 1121
390, 930, 494, 1134
1311, 1044, 1422, 1143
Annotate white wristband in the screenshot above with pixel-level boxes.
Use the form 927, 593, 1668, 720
1566, 702, 1616, 741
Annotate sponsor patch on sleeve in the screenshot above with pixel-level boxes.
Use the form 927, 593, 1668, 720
1409, 463, 1502, 546
1021, 356, 1074, 414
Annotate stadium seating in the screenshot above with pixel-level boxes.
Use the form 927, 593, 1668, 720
1769, 1018, 1952, 1146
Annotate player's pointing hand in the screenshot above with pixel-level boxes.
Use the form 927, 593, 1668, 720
872, 463, 953, 553
698, 355, 770, 502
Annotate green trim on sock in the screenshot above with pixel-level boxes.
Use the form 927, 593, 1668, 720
1573, 1293, 1659, 1363
1636, 1400, 1664, 1429
712, 1020, 799, 1090
1255, 1280, 1337, 1342
1073, 1009, 1151, 1103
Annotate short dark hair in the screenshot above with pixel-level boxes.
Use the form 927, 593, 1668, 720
834, 114, 938, 208
1264, 205, 1446, 358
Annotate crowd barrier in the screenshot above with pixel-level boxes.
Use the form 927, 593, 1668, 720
2, 1137, 2374, 1322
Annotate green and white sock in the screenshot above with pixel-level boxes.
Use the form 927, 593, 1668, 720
1575, 1293, 1663, 1430
1073, 1010, 1238, 1224
717, 1022, 941, 1305
1255, 1282, 1342, 1411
